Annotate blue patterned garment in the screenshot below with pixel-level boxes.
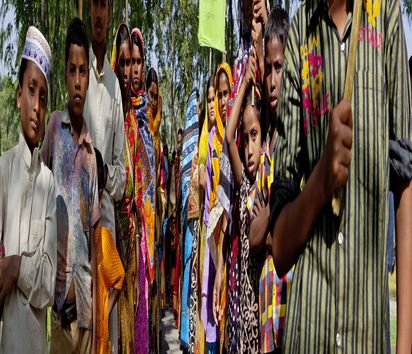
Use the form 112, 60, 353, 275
179, 89, 200, 347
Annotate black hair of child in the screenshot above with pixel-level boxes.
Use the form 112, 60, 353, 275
264, 5, 290, 52
65, 17, 90, 69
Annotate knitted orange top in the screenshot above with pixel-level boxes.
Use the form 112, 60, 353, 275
95, 225, 125, 354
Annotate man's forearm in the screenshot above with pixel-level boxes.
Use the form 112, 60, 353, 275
394, 179, 412, 353
272, 158, 328, 277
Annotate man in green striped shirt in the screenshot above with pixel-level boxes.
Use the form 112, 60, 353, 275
269, 0, 412, 352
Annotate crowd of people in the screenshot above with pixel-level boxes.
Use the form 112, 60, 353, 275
1, 0, 412, 353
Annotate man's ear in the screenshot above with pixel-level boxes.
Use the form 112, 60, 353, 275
16, 84, 22, 110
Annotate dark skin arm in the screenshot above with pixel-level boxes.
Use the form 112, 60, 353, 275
394, 179, 412, 353
249, 192, 271, 254
226, 50, 257, 187
272, 100, 353, 277
0, 255, 21, 306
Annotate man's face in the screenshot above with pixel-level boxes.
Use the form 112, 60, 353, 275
17, 61, 48, 151
116, 40, 131, 101
66, 43, 89, 120
264, 37, 285, 118
131, 43, 143, 92
177, 132, 182, 154
91, 0, 109, 46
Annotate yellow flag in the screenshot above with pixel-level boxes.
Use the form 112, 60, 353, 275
198, 0, 226, 52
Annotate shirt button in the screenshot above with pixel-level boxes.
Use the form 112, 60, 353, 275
338, 232, 344, 245
340, 42, 345, 52
336, 332, 341, 347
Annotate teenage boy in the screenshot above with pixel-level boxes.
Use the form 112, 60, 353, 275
42, 18, 100, 353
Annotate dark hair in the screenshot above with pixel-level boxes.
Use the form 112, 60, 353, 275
65, 17, 90, 69
18, 58, 28, 86
409, 56, 412, 75
131, 31, 144, 65
243, 82, 266, 141
114, 23, 131, 68
205, 73, 214, 98
264, 5, 289, 53
146, 67, 158, 90
178, 128, 183, 136
94, 147, 105, 193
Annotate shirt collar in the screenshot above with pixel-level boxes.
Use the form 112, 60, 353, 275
61, 109, 92, 146
89, 46, 111, 81
18, 131, 40, 173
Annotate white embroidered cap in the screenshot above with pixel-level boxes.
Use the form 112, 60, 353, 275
21, 26, 51, 88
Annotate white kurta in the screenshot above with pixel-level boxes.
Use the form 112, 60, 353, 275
0, 133, 56, 353
84, 47, 125, 238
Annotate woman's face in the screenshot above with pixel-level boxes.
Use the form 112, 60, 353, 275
131, 43, 143, 92
217, 72, 230, 126
116, 40, 131, 101
148, 81, 159, 114
207, 85, 216, 130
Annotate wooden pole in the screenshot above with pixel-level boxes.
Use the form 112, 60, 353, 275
125, 0, 129, 26
78, 0, 83, 20
331, 0, 363, 216
209, 48, 212, 74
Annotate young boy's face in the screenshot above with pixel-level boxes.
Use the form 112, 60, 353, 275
66, 43, 89, 120
131, 43, 143, 92
243, 104, 262, 181
116, 41, 131, 101
17, 61, 47, 151
90, 0, 109, 46
264, 37, 285, 118
217, 72, 230, 126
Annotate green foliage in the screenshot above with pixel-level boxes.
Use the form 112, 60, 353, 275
0, 0, 244, 150
0, 75, 20, 154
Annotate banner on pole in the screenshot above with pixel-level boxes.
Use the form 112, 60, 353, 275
198, 0, 226, 53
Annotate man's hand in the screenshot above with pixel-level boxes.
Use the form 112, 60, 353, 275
0, 255, 21, 306
320, 99, 353, 203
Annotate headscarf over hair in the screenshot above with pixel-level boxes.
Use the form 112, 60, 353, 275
206, 62, 232, 240
131, 27, 145, 64
214, 63, 233, 142
22, 26, 51, 89
111, 23, 131, 71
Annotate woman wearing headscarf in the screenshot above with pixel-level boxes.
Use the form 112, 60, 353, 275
111, 23, 138, 354
130, 27, 156, 354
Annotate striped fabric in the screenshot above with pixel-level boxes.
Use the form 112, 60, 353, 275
274, 0, 411, 352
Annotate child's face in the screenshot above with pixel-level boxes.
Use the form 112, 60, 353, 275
66, 43, 89, 120
90, 0, 109, 46
148, 81, 158, 114
116, 40, 131, 102
217, 72, 230, 126
17, 61, 47, 151
243, 104, 262, 181
264, 37, 285, 117
131, 43, 143, 92
207, 85, 216, 129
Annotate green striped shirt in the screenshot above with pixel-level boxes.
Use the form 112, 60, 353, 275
274, 0, 411, 352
